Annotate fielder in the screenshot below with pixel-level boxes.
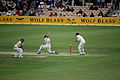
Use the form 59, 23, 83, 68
75, 33, 86, 55
37, 34, 58, 54
12, 38, 24, 58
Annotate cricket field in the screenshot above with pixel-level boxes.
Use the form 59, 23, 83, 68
0, 24, 120, 80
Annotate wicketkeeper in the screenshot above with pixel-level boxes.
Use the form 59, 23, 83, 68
13, 38, 24, 58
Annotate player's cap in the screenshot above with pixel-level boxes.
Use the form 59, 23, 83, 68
20, 38, 24, 41
76, 33, 79, 35
44, 35, 48, 38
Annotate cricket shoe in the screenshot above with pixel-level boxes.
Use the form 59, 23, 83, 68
37, 52, 41, 54
18, 56, 23, 58
53, 51, 59, 54
12, 54, 18, 58
55, 51, 59, 54
12, 54, 14, 57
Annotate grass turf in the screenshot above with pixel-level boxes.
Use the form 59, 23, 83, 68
0, 24, 120, 80
0, 54, 120, 80
0, 24, 120, 53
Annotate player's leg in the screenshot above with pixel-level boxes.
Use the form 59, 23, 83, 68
46, 45, 52, 54
13, 48, 19, 57
78, 43, 82, 54
37, 44, 43, 54
38, 44, 49, 54
80, 48, 85, 55
38, 44, 53, 54
48, 48, 52, 54
47, 46, 58, 54
78, 43, 85, 55
81, 43, 85, 55
78, 43, 84, 55
48, 49, 58, 54
18, 48, 23, 58
78, 46, 82, 55
47, 48, 58, 54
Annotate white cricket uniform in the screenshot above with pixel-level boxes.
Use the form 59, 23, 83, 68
38, 37, 53, 53
43, 37, 52, 53
76, 35, 86, 54
13, 41, 24, 58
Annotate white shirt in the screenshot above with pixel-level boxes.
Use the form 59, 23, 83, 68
6, 12, 12, 16
14, 41, 24, 48
117, 13, 120, 17
77, 35, 86, 43
40, 1, 44, 5
44, 37, 51, 45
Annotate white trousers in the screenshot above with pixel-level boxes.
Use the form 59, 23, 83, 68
78, 42, 85, 55
38, 44, 55, 53
13, 47, 23, 58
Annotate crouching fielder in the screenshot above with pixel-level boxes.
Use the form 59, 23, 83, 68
75, 33, 86, 55
13, 38, 24, 58
37, 35, 58, 54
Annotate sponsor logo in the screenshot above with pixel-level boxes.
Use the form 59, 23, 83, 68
15, 18, 24, 22
67, 19, 76, 24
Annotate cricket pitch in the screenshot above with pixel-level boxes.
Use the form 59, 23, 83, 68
0, 52, 108, 57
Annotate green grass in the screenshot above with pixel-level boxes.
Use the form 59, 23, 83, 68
0, 24, 120, 53
0, 24, 120, 80
0, 54, 120, 80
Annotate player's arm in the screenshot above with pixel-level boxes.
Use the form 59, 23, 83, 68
75, 40, 79, 43
75, 37, 79, 43
46, 38, 51, 43
20, 45, 24, 51
19, 42, 24, 50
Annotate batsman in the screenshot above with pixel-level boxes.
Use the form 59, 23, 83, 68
37, 32, 58, 54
